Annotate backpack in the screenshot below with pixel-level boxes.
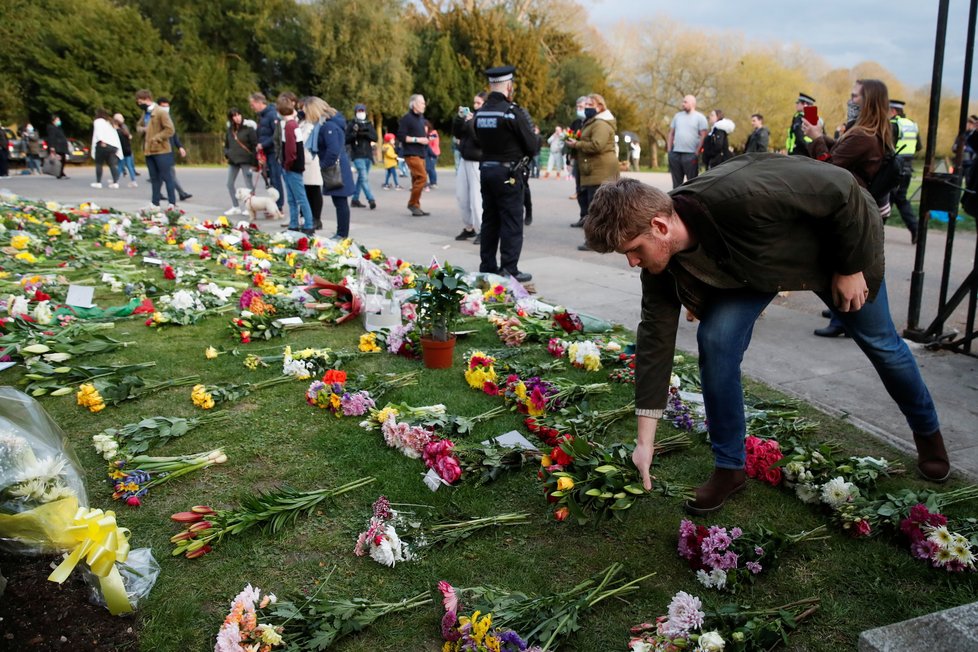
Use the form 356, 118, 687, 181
702, 129, 731, 169
867, 144, 906, 205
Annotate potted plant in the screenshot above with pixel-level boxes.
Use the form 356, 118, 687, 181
415, 263, 469, 369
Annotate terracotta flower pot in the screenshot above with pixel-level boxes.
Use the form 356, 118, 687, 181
421, 335, 456, 369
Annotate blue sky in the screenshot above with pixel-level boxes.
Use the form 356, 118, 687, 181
581, 0, 977, 90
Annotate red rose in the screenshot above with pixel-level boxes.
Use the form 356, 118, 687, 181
240, 333, 251, 343
34, 290, 51, 301
241, 239, 253, 251
554, 507, 570, 521
296, 237, 309, 252
163, 265, 176, 280
551, 444, 574, 466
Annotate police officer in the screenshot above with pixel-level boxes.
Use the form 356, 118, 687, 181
473, 65, 539, 283
889, 99, 921, 243
786, 92, 815, 156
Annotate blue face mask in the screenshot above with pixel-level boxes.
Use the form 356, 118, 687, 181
576, 109, 586, 120
584, 107, 598, 120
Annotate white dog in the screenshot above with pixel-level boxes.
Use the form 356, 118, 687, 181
236, 187, 282, 221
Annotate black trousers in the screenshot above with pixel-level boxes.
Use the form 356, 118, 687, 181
305, 185, 323, 228
479, 165, 525, 275
888, 157, 918, 235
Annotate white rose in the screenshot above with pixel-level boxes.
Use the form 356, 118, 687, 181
697, 630, 725, 651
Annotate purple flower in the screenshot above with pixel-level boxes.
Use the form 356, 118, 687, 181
341, 390, 376, 416
754, 545, 765, 557
730, 527, 743, 539
746, 561, 763, 574
499, 630, 528, 651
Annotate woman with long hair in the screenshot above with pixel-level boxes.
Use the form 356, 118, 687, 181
803, 78, 894, 338
297, 97, 327, 230
312, 97, 355, 239
223, 108, 258, 215
90, 108, 123, 189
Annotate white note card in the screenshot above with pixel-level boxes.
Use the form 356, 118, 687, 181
482, 430, 538, 451
66, 285, 95, 308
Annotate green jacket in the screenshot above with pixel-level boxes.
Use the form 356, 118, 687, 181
575, 110, 619, 186
635, 153, 884, 411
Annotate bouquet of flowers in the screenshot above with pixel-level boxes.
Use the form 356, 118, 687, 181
495, 374, 610, 416
91, 412, 231, 459
169, 477, 375, 559
833, 485, 978, 541
744, 435, 784, 487
305, 370, 418, 416
191, 376, 291, 410
281, 345, 335, 380
627, 592, 819, 652
215, 584, 285, 652
23, 360, 157, 397
524, 401, 634, 444
464, 351, 498, 391
359, 402, 447, 432
145, 289, 212, 327
442, 563, 654, 651
899, 504, 976, 572
108, 449, 227, 507
77, 374, 200, 412
353, 496, 530, 567
677, 519, 828, 591
441, 609, 540, 652
8, 324, 132, 365
540, 435, 691, 524
774, 437, 904, 505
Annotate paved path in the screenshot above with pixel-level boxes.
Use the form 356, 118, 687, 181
3, 163, 975, 478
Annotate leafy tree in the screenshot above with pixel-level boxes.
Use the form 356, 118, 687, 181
0, 0, 172, 135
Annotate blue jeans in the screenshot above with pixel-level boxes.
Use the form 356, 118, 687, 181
146, 152, 176, 206
696, 280, 939, 469
384, 167, 399, 187
426, 153, 438, 185
117, 155, 137, 180
284, 170, 313, 230
266, 155, 285, 209
352, 158, 375, 202
331, 195, 350, 238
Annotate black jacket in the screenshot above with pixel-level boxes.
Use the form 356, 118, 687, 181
225, 123, 258, 166
256, 105, 278, 154
397, 110, 427, 157
635, 154, 882, 411
452, 113, 482, 162
46, 123, 68, 154
473, 91, 537, 162
346, 119, 377, 160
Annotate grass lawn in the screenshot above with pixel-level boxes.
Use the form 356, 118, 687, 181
1, 203, 976, 651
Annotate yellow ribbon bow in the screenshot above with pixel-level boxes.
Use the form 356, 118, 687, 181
47, 505, 133, 615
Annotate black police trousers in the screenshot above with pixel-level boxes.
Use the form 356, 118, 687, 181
479, 164, 525, 275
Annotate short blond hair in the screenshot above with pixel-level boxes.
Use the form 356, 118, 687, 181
589, 93, 608, 111
583, 178, 674, 253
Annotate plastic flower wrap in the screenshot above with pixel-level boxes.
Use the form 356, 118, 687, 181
0, 387, 158, 615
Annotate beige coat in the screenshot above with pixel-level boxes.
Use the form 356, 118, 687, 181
143, 107, 174, 155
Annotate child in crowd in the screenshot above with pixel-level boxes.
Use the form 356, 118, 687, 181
382, 133, 400, 189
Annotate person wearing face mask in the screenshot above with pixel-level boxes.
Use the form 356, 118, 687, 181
564, 94, 619, 251
21, 124, 43, 176
786, 93, 816, 156
134, 89, 177, 209
347, 103, 378, 210
568, 95, 589, 226
802, 78, 894, 338
472, 65, 539, 283
46, 116, 70, 179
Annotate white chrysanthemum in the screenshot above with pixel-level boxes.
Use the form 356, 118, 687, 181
92, 433, 119, 461
820, 477, 858, 509
168, 290, 202, 312
41, 485, 76, 502
282, 358, 311, 380
7, 295, 30, 317
696, 631, 726, 651
7, 478, 48, 501
795, 483, 820, 505
927, 526, 954, 547
0, 431, 37, 476
629, 641, 653, 652
32, 300, 53, 325
369, 525, 406, 567
695, 568, 727, 590
17, 456, 68, 484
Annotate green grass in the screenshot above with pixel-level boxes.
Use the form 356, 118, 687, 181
7, 301, 976, 652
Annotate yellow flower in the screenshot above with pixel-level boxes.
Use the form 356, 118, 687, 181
76, 383, 106, 413
204, 346, 219, 360
47, 227, 62, 236
15, 252, 37, 263
285, 252, 297, 268
191, 384, 215, 409
367, 248, 382, 260
256, 625, 282, 646
375, 406, 399, 423
513, 381, 527, 400
471, 611, 491, 642
583, 353, 602, 372
541, 454, 552, 467
217, 215, 230, 227
557, 476, 575, 491
260, 280, 278, 294
329, 393, 342, 412
10, 235, 30, 249
358, 332, 381, 353
250, 249, 271, 260
485, 635, 501, 652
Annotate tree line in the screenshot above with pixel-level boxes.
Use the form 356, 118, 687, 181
0, 0, 970, 161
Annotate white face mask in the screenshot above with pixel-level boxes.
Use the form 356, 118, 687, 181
355, 112, 366, 121
161, 106, 170, 113
576, 109, 586, 120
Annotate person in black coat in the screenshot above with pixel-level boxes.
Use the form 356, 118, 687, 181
346, 103, 378, 209
46, 115, 69, 179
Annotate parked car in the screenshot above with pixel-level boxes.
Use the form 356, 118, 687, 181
64, 138, 89, 164
3, 126, 48, 163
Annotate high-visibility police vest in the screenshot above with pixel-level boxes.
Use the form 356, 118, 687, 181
892, 116, 919, 157
785, 111, 812, 155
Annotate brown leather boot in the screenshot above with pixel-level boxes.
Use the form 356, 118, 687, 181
684, 468, 747, 515
913, 430, 951, 482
